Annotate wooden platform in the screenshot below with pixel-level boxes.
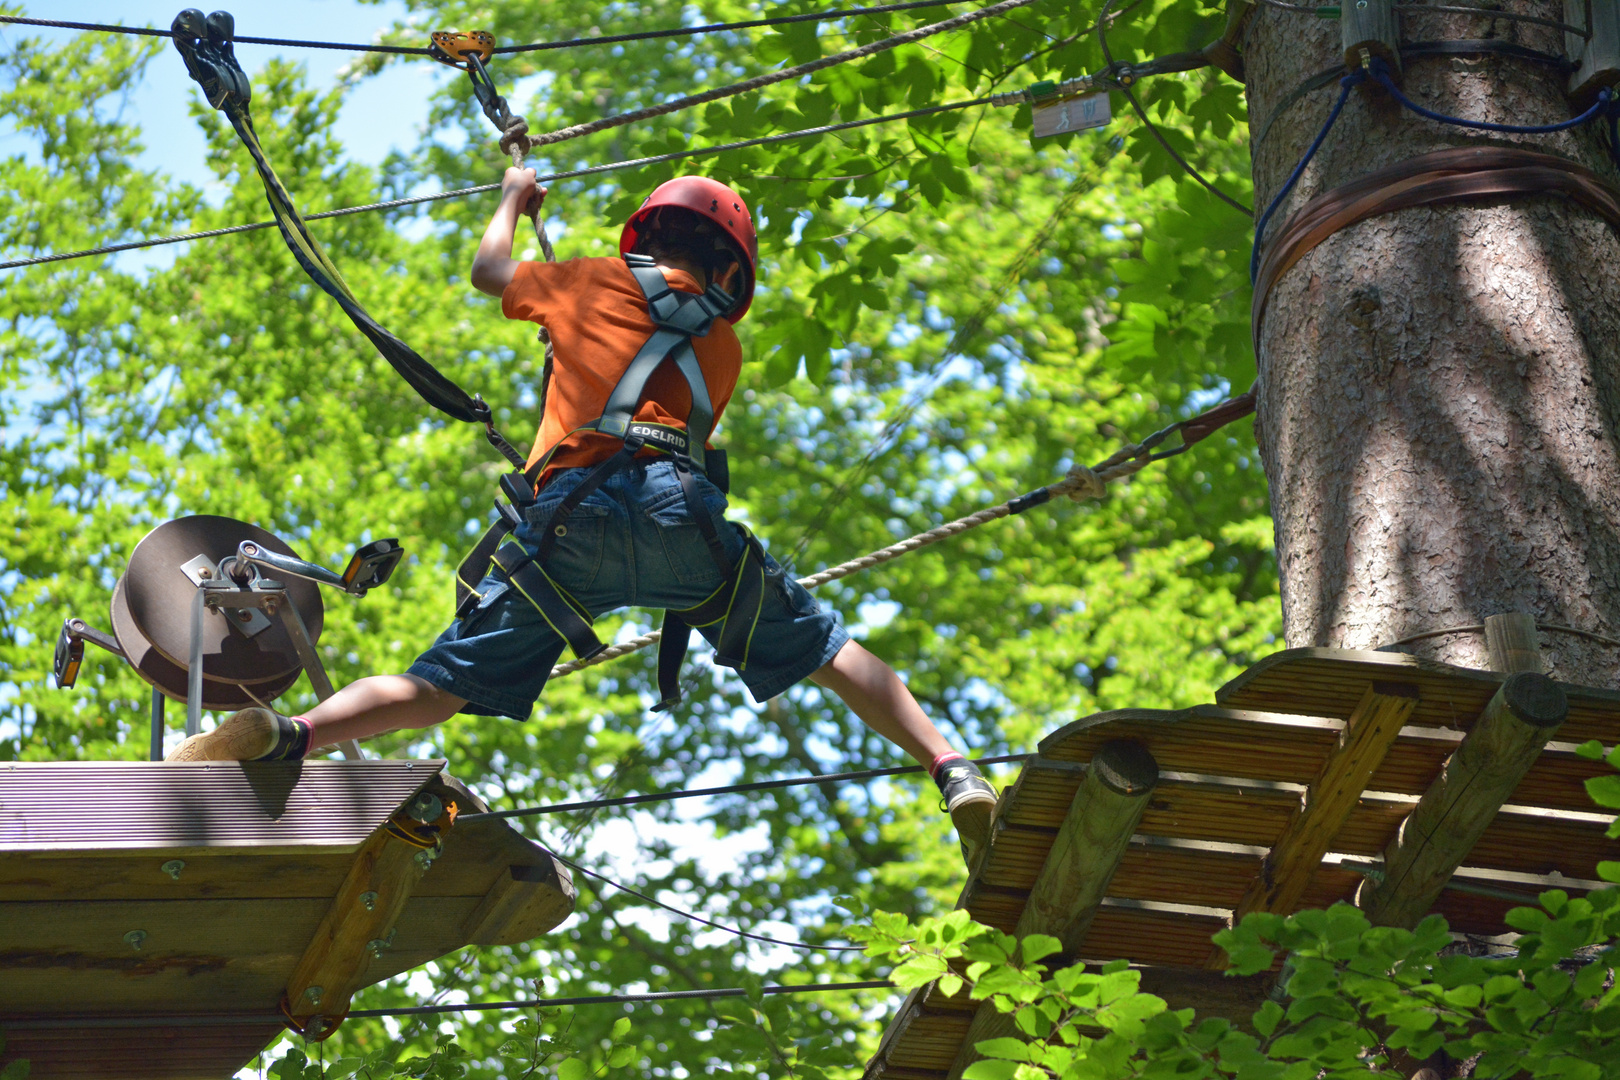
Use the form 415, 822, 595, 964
865, 647, 1619, 1080
0, 760, 576, 1079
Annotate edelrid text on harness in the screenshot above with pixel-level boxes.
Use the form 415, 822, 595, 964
456, 254, 768, 709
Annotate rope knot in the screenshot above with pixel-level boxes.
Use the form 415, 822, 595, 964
499, 116, 532, 161
1060, 463, 1106, 502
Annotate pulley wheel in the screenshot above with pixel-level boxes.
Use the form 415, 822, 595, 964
111, 577, 300, 709
121, 515, 325, 684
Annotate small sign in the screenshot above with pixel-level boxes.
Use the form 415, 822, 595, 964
1031, 92, 1111, 138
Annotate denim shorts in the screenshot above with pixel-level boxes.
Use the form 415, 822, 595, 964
409, 460, 849, 720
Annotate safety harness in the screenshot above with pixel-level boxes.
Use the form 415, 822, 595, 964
455, 254, 769, 710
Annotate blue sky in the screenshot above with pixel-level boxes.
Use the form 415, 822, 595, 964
10, 0, 444, 190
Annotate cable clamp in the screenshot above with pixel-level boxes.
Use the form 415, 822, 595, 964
991, 74, 1098, 108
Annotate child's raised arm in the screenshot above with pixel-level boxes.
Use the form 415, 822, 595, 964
470, 167, 547, 297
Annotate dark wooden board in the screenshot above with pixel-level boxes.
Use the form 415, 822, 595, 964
867, 649, 1620, 1078
1214, 648, 1620, 744
0, 760, 577, 1079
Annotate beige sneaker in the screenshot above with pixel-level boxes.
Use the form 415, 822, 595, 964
165, 707, 283, 762
938, 764, 998, 871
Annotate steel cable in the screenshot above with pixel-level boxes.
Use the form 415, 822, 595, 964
1095, 0, 1252, 215
461, 752, 1033, 821
0, 3, 965, 55
523, 0, 1045, 149
0, 96, 991, 272
347, 980, 896, 1019
541, 848, 869, 952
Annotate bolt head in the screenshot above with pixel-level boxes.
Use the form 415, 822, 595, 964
360, 890, 378, 911
406, 792, 444, 823
124, 929, 147, 951
160, 859, 185, 880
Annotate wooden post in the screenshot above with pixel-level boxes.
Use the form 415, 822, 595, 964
1567, 0, 1620, 106
1358, 670, 1568, 928
1484, 612, 1543, 675
1208, 680, 1419, 969
1342, 0, 1400, 76
283, 804, 451, 1037
947, 740, 1157, 1080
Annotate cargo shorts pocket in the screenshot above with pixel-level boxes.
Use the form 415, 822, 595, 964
523, 502, 610, 595
646, 482, 734, 586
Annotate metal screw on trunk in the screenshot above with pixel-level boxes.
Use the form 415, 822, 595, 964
123, 929, 147, 951
360, 891, 378, 911
160, 859, 185, 880
303, 985, 324, 1005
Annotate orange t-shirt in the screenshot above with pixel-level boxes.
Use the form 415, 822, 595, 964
502, 257, 742, 479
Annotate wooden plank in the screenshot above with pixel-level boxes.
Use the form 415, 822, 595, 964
1361, 673, 1569, 928
1221, 682, 1419, 938
990, 777, 1615, 883
0, 851, 356, 903
1213, 647, 1620, 744
0, 895, 486, 1012
0, 1021, 284, 1080
949, 742, 1158, 1079
1135, 965, 1269, 1028
1081, 903, 1231, 968
1027, 709, 1607, 815
432, 813, 575, 940
0, 760, 440, 854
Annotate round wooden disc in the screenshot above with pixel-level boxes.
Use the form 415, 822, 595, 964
111, 577, 301, 708
123, 515, 325, 684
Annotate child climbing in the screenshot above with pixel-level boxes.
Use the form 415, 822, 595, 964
168, 167, 999, 867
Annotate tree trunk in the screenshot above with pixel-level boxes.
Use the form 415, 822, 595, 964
1244, 3, 1620, 687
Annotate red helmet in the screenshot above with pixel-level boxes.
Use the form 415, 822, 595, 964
620, 176, 758, 322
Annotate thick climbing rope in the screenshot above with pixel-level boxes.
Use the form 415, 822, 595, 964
524, 0, 1045, 150
463, 752, 1032, 821
347, 980, 896, 1019
547, 388, 1257, 680
0, 96, 994, 273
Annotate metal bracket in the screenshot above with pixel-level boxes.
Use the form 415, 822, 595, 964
182, 579, 363, 760
181, 554, 271, 637
234, 538, 403, 598
1568, 0, 1620, 105
1343, 0, 1400, 78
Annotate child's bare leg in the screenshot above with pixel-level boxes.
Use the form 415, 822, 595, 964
810, 640, 997, 867
301, 674, 466, 749
808, 640, 953, 767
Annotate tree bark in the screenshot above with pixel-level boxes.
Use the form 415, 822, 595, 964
1244, 3, 1620, 686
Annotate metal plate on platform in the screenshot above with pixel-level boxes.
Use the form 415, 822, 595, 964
110, 578, 299, 709
121, 516, 324, 684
